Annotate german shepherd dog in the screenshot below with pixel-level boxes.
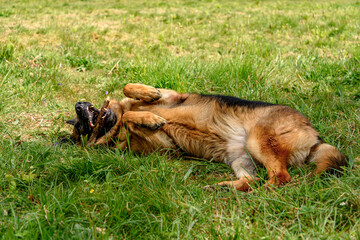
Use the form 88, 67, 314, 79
66, 83, 348, 191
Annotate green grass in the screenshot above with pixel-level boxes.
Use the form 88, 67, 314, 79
0, 0, 359, 238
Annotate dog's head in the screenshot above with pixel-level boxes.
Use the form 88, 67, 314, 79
66, 101, 117, 142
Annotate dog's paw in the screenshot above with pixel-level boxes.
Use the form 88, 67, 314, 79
140, 115, 166, 130
141, 88, 162, 102
123, 84, 162, 102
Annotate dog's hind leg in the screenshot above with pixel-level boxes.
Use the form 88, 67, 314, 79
216, 176, 259, 191
216, 154, 259, 191
244, 109, 320, 187
246, 124, 292, 187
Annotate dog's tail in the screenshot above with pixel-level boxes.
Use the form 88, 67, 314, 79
310, 140, 348, 175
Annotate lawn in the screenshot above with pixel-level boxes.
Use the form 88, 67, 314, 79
0, 0, 359, 238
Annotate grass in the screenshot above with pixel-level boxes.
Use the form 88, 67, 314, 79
0, 0, 359, 238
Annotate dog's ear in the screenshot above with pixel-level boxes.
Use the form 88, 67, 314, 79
66, 118, 77, 126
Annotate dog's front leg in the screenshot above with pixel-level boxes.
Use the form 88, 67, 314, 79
122, 111, 166, 137
123, 83, 189, 105
91, 121, 121, 146
123, 83, 162, 102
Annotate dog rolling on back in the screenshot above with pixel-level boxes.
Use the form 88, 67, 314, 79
67, 84, 348, 191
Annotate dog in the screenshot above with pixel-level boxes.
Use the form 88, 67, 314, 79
66, 83, 348, 191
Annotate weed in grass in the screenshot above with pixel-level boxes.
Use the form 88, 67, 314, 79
0, 44, 14, 62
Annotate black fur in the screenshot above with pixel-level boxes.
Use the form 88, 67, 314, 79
66, 102, 117, 139
201, 94, 275, 109
317, 135, 325, 143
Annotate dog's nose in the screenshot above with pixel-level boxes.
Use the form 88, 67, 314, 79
75, 102, 83, 111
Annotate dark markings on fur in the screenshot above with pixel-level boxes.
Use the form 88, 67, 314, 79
317, 135, 325, 143
305, 136, 325, 164
201, 94, 275, 109
139, 122, 165, 130
327, 154, 348, 175
305, 142, 321, 163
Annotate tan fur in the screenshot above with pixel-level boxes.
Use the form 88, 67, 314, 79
309, 143, 348, 174
69, 84, 348, 191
